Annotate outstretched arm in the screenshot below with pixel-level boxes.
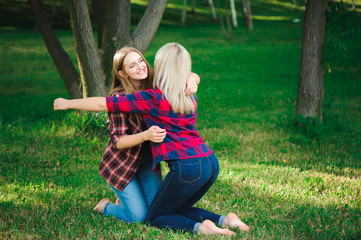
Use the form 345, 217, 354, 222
54, 97, 107, 111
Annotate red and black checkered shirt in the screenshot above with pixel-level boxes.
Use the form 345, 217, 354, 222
106, 88, 213, 169
99, 90, 144, 192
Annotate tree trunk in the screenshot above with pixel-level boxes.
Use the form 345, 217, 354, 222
68, 0, 106, 97
28, 0, 82, 99
241, 0, 253, 30
230, 0, 238, 27
132, 0, 168, 53
102, 0, 132, 89
91, 0, 107, 49
208, 0, 217, 21
181, 0, 187, 26
295, 0, 328, 122
29, 0, 167, 98
191, 0, 196, 15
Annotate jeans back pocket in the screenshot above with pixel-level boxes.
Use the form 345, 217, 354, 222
178, 160, 202, 184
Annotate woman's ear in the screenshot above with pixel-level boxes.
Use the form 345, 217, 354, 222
118, 70, 127, 78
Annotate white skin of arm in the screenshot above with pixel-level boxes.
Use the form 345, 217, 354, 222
115, 125, 166, 149
185, 72, 200, 96
54, 97, 107, 111
54, 97, 167, 147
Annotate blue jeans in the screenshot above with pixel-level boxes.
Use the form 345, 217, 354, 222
103, 146, 162, 223
146, 153, 225, 233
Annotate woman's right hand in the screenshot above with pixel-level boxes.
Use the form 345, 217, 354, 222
54, 98, 69, 110
143, 126, 167, 143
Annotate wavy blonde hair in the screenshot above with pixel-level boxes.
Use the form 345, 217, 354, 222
110, 47, 153, 127
153, 43, 195, 115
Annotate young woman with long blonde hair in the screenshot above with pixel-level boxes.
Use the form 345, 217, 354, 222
54, 43, 249, 235
69, 46, 200, 223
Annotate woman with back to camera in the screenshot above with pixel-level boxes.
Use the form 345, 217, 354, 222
54, 43, 249, 235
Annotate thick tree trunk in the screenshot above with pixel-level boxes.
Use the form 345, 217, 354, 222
68, 0, 106, 97
102, 0, 132, 89
295, 0, 328, 122
91, 0, 106, 49
132, 0, 168, 53
241, 0, 253, 30
28, 0, 82, 99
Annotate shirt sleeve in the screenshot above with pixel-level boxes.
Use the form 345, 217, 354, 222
106, 89, 156, 114
108, 112, 131, 148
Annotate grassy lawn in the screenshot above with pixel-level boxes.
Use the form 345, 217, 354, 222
1, 0, 360, 239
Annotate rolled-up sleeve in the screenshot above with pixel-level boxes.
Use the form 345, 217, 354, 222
107, 112, 129, 148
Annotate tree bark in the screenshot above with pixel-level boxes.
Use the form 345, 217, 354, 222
68, 0, 106, 97
91, 0, 107, 49
230, 0, 238, 27
132, 0, 168, 53
208, 0, 217, 21
28, 0, 82, 99
181, 0, 187, 27
241, 0, 253, 30
295, 0, 328, 122
191, 0, 196, 15
102, 0, 132, 89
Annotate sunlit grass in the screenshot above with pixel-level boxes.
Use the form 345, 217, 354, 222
1, 0, 361, 239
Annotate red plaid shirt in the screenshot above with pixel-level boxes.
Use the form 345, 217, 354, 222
99, 90, 144, 192
106, 88, 213, 169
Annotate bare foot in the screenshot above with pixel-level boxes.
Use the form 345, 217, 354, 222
222, 213, 250, 232
198, 220, 235, 235
116, 198, 121, 205
93, 198, 110, 214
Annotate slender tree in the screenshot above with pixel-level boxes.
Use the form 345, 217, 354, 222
241, 0, 253, 30
295, 0, 328, 122
209, 0, 217, 21
181, 0, 187, 26
230, 0, 238, 27
28, 0, 82, 99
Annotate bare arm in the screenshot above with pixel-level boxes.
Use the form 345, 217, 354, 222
185, 72, 200, 96
54, 97, 107, 111
115, 126, 166, 149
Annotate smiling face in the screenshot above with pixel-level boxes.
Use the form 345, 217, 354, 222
120, 51, 148, 81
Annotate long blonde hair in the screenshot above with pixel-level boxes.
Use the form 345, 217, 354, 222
153, 43, 195, 115
110, 47, 153, 127
110, 47, 153, 96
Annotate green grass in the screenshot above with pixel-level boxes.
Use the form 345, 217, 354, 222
1, 0, 361, 239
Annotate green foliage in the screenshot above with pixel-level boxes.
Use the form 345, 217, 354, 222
324, 1, 361, 72
1, 0, 361, 239
64, 111, 108, 137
